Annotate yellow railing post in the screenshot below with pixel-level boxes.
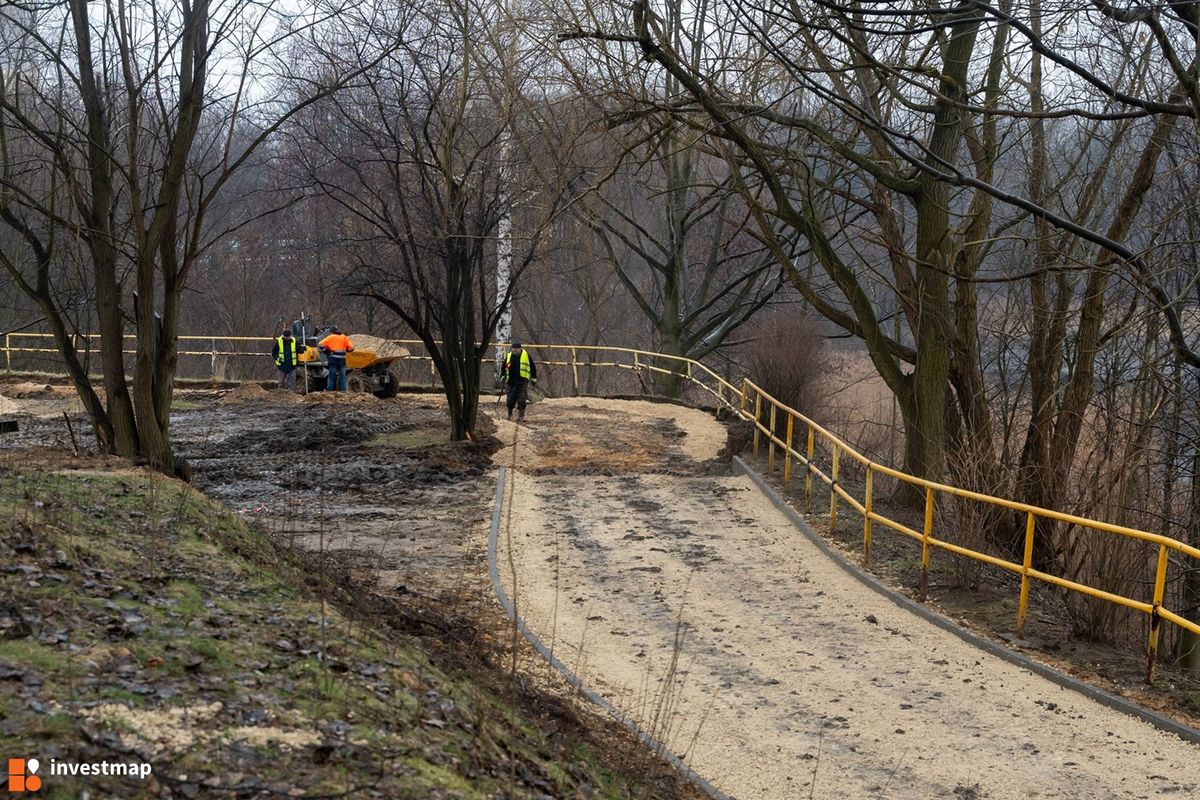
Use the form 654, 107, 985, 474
768, 404, 777, 472
829, 445, 840, 534
752, 391, 762, 457
783, 414, 794, 485
211, 338, 218, 382
1017, 511, 1036, 635
740, 379, 748, 415
804, 426, 815, 512
1147, 544, 1170, 683
4, 333, 10, 373
864, 467, 874, 566
715, 383, 724, 419
920, 487, 935, 601
571, 348, 580, 396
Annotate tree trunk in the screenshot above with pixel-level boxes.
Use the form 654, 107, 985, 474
652, 320, 687, 398
46, 309, 114, 451
439, 344, 470, 441
1020, 104, 1181, 535
1178, 445, 1200, 672
67, 0, 137, 458
899, 6, 983, 493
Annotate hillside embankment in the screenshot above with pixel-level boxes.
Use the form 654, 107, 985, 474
0, 383, 703, 799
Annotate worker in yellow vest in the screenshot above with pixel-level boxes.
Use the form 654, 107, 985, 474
501, 339, 538, 422
272, 330, 302, 391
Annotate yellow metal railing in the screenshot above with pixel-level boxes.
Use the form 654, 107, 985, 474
5, 332, 1199, 678
2, 335, 741, 404
2, 333, 270, 381
739, 378, 1200, 682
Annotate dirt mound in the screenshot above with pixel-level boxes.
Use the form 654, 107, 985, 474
351, 335, 408, 360
491, 397, 728, 474
302, 391, 376, 404
219, 383, 272, 404
6, 382, 57, 398
0, 382, 89, 419
0, 447, 133, 472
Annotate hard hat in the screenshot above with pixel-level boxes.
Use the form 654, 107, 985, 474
511, 339, 522, 347
281, 329, 293, 337
331, 326, 342, 334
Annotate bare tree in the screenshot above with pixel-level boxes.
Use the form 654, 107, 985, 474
0, 0, 386, 472
284, 0, 587, 439
561, 0, 1200, 522
562, 0, 1006, 489
577, 121, 790, 396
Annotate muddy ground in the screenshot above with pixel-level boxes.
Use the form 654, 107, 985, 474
0, 382, 497, 600
176, 386, 497, 599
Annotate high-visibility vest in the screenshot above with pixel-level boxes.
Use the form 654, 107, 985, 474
505, 350, 531, 381
320, 333, 354, 359
275, 337, 298, 367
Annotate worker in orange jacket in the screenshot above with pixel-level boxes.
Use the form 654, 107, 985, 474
319, 327, 355, 392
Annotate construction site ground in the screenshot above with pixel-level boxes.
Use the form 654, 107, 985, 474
2, 379, 1199, 799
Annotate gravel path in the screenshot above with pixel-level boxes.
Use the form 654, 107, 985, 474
491, 398, 1200, 800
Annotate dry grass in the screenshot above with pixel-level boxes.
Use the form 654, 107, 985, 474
807, 349, 1186, 649
819, 350, 900, 465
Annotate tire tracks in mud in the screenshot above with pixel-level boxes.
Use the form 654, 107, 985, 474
491, 399, 1200, 800
174, 393, 493, 593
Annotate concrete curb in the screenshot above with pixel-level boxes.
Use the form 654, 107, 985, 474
488, 467, 735, 800
732, 455, 1200, 746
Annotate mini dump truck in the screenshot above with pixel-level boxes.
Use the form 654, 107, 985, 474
288, 314, 406, 398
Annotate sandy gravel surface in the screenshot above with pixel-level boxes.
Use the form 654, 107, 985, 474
491, 398, 1200, 799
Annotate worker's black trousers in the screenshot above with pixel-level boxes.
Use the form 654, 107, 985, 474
506, 381, 529, 417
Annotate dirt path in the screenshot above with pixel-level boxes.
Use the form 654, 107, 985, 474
491, 398, 1200, 799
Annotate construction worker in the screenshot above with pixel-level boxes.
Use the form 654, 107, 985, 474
319, 326, 355, 392
501, 339, 537, 422
272, 329, 303, 390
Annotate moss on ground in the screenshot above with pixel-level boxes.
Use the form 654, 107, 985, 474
367, 427, 448, 450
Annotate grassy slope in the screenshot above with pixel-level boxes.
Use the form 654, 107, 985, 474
0, 463, 655, 799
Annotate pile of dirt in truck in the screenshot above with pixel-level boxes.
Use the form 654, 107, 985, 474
349, 334, 409, 360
